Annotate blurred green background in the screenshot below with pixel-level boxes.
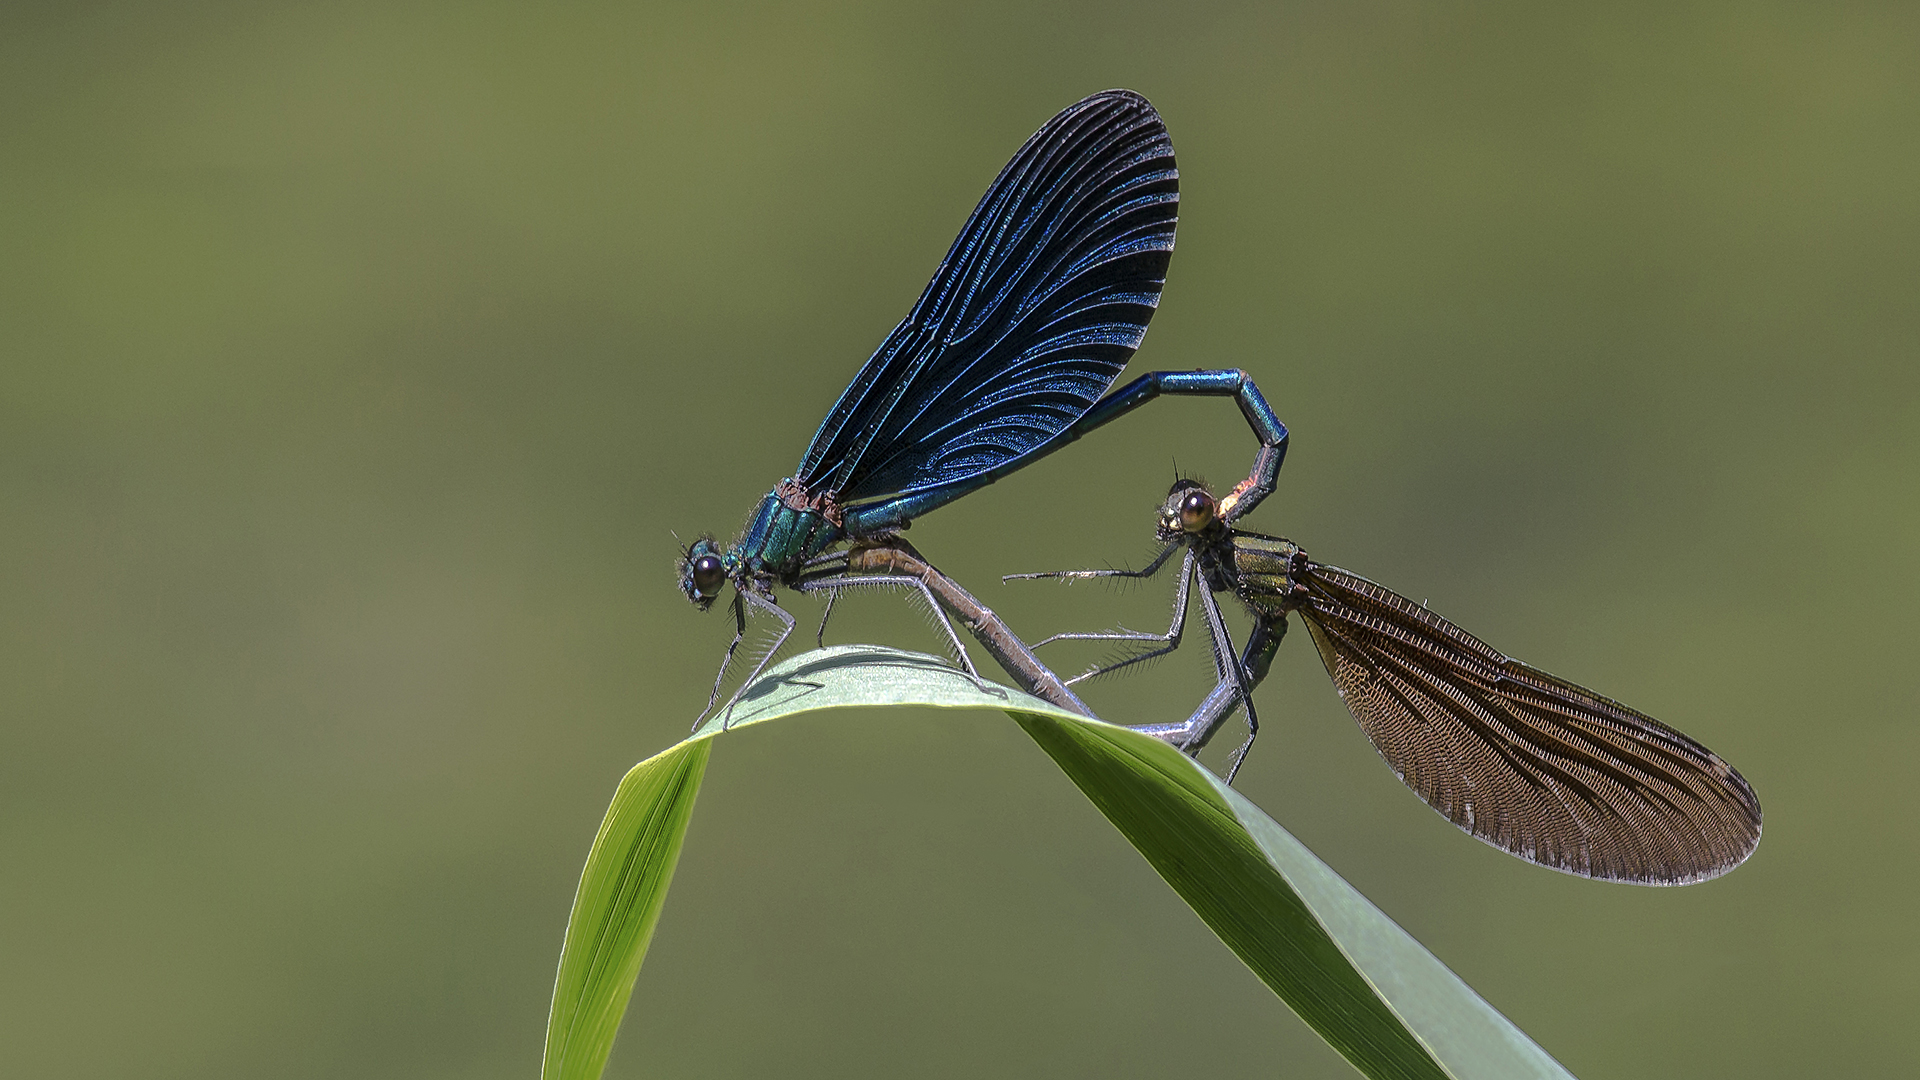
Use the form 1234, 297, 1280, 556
3, 2, 1914, 1077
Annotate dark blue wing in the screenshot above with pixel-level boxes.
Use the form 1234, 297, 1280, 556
795, 90, 1177, 502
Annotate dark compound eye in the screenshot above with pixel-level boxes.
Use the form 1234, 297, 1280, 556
690, 554, 726, 597
1178, 489, 1216, 532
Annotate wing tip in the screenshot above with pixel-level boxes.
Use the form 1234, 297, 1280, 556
1445, 801, 1764, 886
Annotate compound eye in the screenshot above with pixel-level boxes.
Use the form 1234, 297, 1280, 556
1178, 490, 1216, 532
690, 554, 726, 597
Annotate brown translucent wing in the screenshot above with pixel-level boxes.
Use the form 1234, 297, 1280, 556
1295, 562, 1761, 884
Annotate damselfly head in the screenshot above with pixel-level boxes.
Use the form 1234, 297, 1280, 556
1157, 479, 1218, 541
679, 537, 729, 610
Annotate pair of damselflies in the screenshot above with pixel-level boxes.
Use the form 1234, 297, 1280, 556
675, 90, 1760, 885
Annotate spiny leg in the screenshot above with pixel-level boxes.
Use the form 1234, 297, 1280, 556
1137, 577, 1245, 745
793, 545, 985, 679
1004, 541, 1181, 653
1004, 539, 1181, 589
1119, 582, 1253, 774
1130, 601, 1282, 784
797, 573, 996, 694
1189, 581, 1263, 784
1009, 547, 1196, 684
695, 592, 751, 730
1211, 603, 1279, 784
1222, 625, 1280, 780
815, 587, 839, 648
1057, 554, 1197, 685
717, 588, 797, 730
793, 549, 854, 649
1122, 575, 1241, 754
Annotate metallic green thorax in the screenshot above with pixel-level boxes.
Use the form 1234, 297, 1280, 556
732, 485, 847, 579
1223, 531, 1305, 617
1214, 530, 1301, 685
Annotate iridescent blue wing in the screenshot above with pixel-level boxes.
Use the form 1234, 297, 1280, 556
796, 90, 1177, 502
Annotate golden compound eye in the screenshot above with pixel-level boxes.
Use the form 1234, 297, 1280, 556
690, 554, 726, 597
1179, 490, 1216, 532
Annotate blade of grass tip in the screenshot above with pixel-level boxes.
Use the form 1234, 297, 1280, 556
544, 645, 1041, 1080
543, 739, 711, 1080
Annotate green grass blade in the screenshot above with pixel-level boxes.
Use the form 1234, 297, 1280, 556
545, 645, 1574, 1079
542, 739, 710, 1080
1012, 713, 1572, 1080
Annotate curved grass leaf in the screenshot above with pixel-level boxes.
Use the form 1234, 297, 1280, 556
542, 738, 710, 1080
543, 645, 1575, 1080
